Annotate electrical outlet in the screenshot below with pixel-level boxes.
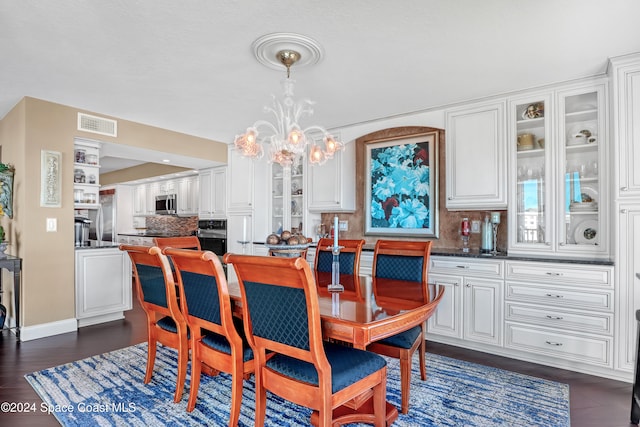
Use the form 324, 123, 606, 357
471, 220, 481, 234
339, 220, 348, 231
46, 217, 57, 232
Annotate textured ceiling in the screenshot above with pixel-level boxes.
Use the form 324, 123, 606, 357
1, 1, 639, 153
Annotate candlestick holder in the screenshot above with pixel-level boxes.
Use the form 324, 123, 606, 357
491, 224, 499, 255
327, 244, 344, 293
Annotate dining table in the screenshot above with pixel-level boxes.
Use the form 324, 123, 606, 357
226, 268, 442, 426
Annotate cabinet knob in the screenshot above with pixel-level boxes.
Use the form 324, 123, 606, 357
447, 196, 453, 200
621, 187, 629, 191
621, 209, 628, 213
546, 315, 564, 320
456, 265, 470, 269
545, 341, 563, 346
545, 293, 563, 298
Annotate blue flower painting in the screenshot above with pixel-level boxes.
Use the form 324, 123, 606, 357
365, 134, 438, 237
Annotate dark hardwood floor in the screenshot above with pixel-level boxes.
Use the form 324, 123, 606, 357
0, 285, 636, 426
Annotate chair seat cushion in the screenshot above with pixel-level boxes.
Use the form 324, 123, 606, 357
201, 317, 254, 362
157, 316, 190, 339
377, 325, 421, 349
266, 342, 386, 394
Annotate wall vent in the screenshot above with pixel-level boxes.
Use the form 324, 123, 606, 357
77, 113, 117, 137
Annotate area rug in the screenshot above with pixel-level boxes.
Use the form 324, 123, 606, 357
25, 343, 570, 426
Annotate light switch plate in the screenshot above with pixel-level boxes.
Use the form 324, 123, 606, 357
339, 220, 348, 231
471, 220, 481, 234
46, 217, 57, 232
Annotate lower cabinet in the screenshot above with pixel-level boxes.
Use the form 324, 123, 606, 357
75, 248, 133, 327
427, 257, 503, 347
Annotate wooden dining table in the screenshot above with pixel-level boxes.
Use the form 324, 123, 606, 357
226, 268, 442, 426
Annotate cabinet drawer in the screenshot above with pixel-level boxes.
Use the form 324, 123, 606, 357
506, 282, 612, 311
505, 322, 612, 367
430, 257, 504, 278
505, 302, 613, 335
505, 261, 612, 288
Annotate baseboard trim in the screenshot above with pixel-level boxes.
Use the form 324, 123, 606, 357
20, 318, 78, 342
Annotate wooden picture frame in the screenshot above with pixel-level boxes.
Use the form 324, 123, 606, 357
365, 133, 439, 237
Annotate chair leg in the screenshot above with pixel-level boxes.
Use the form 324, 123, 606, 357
229, 364, 244, 427
174, 338, 189, 403
373, 371, 387, 427
419, 334, 427, 381
254, 372, 267, 427
400, 349, 411, 414
145, 331, 157, 384
186, 358, 202, 412
318, 395, 332, 427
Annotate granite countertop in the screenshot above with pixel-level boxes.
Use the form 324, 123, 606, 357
253, 241, 613, 266
75, 241, 121, 250
118, 231, 195, 238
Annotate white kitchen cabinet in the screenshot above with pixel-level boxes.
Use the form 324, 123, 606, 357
307, 138, 356, 212
228, 148, 254, 211
177, 175, 199, 216
144, 182, 158, 215
610, 53, 640, 198
157, 179, 176, 195
198, 167, 226, 219
507, 79, 609, 259
427, 257, 503, 347
75, 247, 132, 327
445, 99, 507, 210
615, 205, 640, 374
271, 158, 307, 234
504, 260, 614, 369
132, 184, 146, 216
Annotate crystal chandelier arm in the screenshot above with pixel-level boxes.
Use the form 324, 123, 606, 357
251, 119, 279, 139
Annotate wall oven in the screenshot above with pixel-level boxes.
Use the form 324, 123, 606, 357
197, 219, 227, 255
155, 194, 177, 215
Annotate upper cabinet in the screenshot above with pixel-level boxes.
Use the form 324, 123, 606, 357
271, 157, 306, 234
73, 139, 101, 209
176, 175, 199, 216
227, 148, 254, 211
507, 79, 609, 258
307, 138, 356, 212
445, 100, 507, 210
609, 53, 640, 199
198, 166, 226, 219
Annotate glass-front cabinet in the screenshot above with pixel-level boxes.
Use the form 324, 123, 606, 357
271, 158, 305, 235
508, 79, 608, 259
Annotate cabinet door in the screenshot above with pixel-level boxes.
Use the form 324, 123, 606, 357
308, 140, 356, 212
211, 167, 227, 218
426, 274, 462, 338
556, 83, 608, 258
198, 169, 213, 218
132, 184, 146, 216
610, 54, 640, 198
178, 176, 198, 215
445, 100, 507, 210
228, 148, 254, 211
145, 182, 158, 215
616, 204, 640, 372
463, 277, 502, 346
508, 92, 554, 254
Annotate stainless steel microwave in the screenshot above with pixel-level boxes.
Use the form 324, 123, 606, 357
155, 194, 177, 215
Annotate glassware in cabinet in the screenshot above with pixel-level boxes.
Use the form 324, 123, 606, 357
271, 163, 284, 234
512, 96, 551, 249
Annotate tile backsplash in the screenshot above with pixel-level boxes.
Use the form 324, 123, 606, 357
145, 216, 198, 235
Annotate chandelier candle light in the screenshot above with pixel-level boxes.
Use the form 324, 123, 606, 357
234, 35, 343, 168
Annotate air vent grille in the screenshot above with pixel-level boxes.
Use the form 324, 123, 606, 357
77, 113, 117, 137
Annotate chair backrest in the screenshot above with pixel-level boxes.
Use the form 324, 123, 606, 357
153, 236, 201, 251
224, 254, 328, 367
120, 244, 183, 320
314, 238, 365, 276
163, 248, 237, 341
372, 240, 432, 303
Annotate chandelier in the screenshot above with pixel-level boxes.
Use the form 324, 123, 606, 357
234, 46, 342, 168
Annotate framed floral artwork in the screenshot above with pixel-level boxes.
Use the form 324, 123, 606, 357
365, 133, 439, 237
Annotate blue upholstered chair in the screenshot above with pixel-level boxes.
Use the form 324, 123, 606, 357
314, 238, 365, 298
224, 253, 387, 427
367, 239, 433, 414
120, 244, 189, 403
164, 248, 254, 424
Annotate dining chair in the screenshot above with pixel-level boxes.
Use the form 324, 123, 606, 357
367, 239, 432, 414
223, 253, 387, 427
314, 238, 365, 297
163, 248, 254, 424
119, 244, 189, 403
153, 236, 202, 250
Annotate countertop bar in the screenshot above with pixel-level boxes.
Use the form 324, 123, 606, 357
254, 241, 613, 266
75, 241, 121, 250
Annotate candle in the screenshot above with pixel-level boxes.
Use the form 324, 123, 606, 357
333, 216, 339, 247
242, 216, 247, 242
491, 212, 501, 224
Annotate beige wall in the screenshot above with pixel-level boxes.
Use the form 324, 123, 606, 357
101, 163, 191, 186
0, 96, 228, 331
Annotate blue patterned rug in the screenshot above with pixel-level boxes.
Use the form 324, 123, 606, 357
25, 343, 570, 426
